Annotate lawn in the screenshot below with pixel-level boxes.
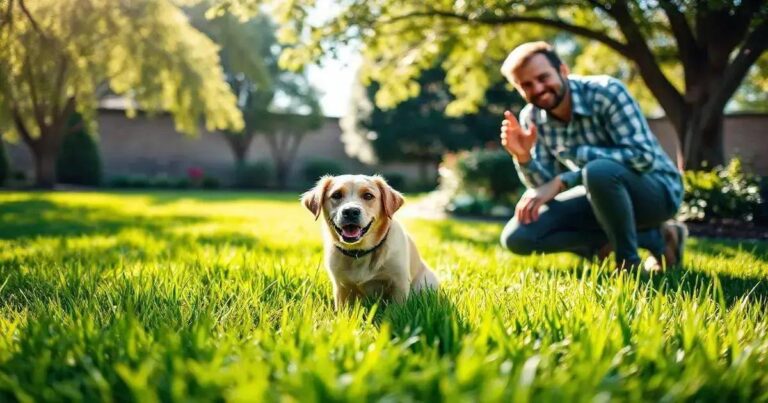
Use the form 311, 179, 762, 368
0, 191, 767, 402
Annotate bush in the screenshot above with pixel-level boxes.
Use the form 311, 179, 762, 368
680, 158, 762, 222
0, 140, 8, 186
108, 174, 189, 189
56, 115, 102, 186
756, 176, 768, 226
234, 161, 274, 189
202, 176, 220, 189
457, 149, 523, 201
302, 159, 344, 183
381, 172, 407, 191
436, 149, 524, 217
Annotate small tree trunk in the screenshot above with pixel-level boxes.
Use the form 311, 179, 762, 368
681, 105, 725, 170
31, 141, 59, 189
274, 159, 289, 189
418, 160, 429, 184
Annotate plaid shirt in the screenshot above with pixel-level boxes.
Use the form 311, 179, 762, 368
515, 75, 683, 207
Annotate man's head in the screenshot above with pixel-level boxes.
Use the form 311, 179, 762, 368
500, 41, 570, 111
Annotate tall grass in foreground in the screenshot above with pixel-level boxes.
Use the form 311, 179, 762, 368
0, 191, 767, 402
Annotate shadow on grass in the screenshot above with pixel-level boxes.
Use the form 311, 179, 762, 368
429, 220, 502, 249
356, 290, 470, 356
685, 237, 768, 264
641, 269, 767, 306
549, 262, 767, 308
138, 189, 301, 205
0, 197, 203, 240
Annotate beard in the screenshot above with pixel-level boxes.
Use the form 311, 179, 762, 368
531, 75, 568, 111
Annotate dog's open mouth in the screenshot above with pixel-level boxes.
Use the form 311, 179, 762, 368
334, 220, 374, 243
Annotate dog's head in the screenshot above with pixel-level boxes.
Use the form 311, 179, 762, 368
301, 174, 404, 245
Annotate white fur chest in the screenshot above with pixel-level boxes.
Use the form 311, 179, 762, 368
326, 246, 388, 286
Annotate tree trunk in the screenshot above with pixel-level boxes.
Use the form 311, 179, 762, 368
223, 132, 254, 167
274, 159, 289, 189
681, 108, 725, 169
31, 139, 59, 189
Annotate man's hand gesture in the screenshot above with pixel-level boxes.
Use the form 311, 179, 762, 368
515, 177, 563, 225
500, 110, 537, 164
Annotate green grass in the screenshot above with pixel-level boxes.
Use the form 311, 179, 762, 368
0, 190, 767, 402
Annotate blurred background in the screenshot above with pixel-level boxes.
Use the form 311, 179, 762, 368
0, 0, 766, 227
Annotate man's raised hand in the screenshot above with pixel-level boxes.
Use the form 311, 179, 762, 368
500, 110, 537, 163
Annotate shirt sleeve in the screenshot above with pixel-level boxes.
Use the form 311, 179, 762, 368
513, 106, 558, 188
572, 79, 656, 173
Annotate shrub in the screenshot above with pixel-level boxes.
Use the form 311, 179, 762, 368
381, 172, 407, 191
234, 161, 274, 189
302, 159, 344, 183
202, 176, 220, 189
456, 149, 523, 201
680, 158, 762, 222
109, 175, 150, 188
56, 115, 102, 186
0, 140, 8, 186
436, 149, 524, 217
108, 174, 189, 189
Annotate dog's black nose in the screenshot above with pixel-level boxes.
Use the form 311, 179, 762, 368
342, 207, 361, 220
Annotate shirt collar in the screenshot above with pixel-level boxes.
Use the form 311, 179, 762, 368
534, 76, 592, 124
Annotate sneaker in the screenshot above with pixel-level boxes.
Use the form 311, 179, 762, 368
645, 221, 688, 272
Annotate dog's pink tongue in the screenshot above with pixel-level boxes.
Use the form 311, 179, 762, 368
342, 226, 362, 238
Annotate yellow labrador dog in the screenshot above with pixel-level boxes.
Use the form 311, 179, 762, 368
302, 174, 439, 310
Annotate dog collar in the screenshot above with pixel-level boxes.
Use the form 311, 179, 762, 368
334, 230, 389, 259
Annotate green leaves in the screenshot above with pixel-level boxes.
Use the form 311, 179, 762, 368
0, 0, 244, 139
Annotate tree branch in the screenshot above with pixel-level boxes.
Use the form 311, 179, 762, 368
52, 56, 68, 120
659, 0, 699, 61
22, 52, 46, 131
702, 22, 768, 129
10, 105, 35, 147
377, 9, 630, 55
0, 0, 15, 31
605, 1, 685, 128
18, 0, 43, 35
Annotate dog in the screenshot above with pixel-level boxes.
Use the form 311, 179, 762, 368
301, 174, 439, 310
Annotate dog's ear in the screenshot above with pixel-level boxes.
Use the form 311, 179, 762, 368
301, 176, 333, 220
373, 175, 404, 219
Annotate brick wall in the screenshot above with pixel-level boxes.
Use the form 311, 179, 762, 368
4, 111, 768, 188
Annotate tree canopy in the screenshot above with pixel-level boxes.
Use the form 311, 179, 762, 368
215, 0, 767, 168
0, 0, 244, 186
343, 65, 525, 176
190, 6, 322, 187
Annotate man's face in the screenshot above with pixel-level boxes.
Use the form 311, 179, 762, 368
511, 53, 568, 111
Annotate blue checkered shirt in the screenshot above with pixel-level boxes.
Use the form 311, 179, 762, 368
514, 75, 683, 207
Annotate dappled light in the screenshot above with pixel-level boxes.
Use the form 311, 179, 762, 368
1, 191, 767, 400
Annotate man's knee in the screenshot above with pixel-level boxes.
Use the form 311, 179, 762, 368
583, 159, 623, 191
500, 220, 537, 255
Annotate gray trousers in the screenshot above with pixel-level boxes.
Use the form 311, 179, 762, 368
500, 159, 680, 266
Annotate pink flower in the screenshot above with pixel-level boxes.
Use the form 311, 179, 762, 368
187, 167, 204, 180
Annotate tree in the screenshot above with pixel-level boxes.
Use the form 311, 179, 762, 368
215, 0, 767, 168
186, 6, 272, 167
0, 0, 243, 188
258, 91, 323, 189
189, 8, 322, 187
343, 66, 525, 183
56, 113, 102, 186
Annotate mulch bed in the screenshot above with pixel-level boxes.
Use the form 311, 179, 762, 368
684, 220, 768, 241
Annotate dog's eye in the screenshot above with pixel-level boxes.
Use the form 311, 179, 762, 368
362, 192, 374, 201
330, 191, 343, 200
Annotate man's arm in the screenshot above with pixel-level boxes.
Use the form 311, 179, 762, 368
509, 107, 559, 188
